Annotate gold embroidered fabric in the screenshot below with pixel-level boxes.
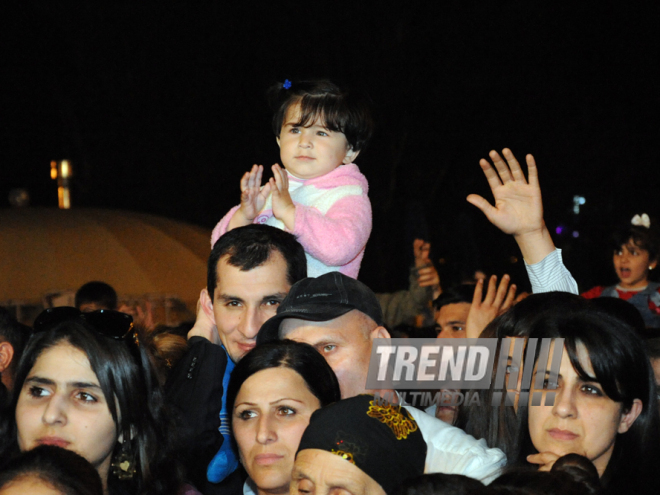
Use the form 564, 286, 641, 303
331, 449, 356, 464
366, 400, 418, 440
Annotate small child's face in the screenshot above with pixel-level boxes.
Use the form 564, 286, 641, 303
613, 239, 655, 289
276, 101, 358, 180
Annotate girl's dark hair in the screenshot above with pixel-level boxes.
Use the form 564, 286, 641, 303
611, 219, 660, 263
490, 465, 600, 495
269, 79, 373, 153
0, 320, 184, 495
227, 340, 341, 415
0, 445, 103, 495
393, 473, 488, 495
488, 293, 660, 493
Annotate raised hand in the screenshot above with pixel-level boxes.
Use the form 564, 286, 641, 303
527, 452, 562, 472
269, 163, 296, 231
465, 274, 517, 338
467, 149, 543, 236
413, 239, 441, 299
241, 164, 272, 220
190, 289, 221, 345
467, 148, 554, 264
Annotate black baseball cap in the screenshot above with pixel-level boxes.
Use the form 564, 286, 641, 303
257, 271, 384, 345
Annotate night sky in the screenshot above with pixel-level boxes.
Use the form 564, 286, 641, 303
2, 2, 659, 294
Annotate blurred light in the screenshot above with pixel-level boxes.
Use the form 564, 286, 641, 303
58, 187, 70, 210
52, 160, 72, 209
573, 195, 585, 214
572, 231, 579, 238
437, 258, 446, 265
61, 160, 71, 178
509, 256, 519, 264
556, 226, 563, 234
8, 188, 30, 208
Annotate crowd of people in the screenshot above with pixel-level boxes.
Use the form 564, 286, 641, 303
1, 79, 659, 495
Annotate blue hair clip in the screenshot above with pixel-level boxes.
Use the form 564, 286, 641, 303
283, 79, 292, 89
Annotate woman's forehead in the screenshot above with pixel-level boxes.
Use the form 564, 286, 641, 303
28, 342, 100, 386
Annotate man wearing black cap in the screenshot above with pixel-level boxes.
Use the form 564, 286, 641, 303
258, 271, 506, 483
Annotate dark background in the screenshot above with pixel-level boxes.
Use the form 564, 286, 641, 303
2, 2, 658, 294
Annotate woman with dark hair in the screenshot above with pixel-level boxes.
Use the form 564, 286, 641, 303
0, 445, 102, 495
470, 293, 660, 494
458, 293, 660, 493
0, 308, 185, 495
226, 340, 341, 495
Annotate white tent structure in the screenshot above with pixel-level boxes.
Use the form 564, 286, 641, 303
1, 208, 211, 322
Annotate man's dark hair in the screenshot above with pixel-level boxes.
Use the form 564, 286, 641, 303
433, 284, 475, 311
74, 281, 118, 310
207, 225, 307, 300
0, 307, 31, 377
269, 79, 374, 153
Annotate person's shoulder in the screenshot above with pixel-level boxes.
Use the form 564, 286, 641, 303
307, 164, 368, 189
581, 285, 605, 299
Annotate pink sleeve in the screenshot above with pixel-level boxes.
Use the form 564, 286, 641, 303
292, 194, 372, 266
211, 204, 241, 247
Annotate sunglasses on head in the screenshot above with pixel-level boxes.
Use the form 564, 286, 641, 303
33, 307, 138, 350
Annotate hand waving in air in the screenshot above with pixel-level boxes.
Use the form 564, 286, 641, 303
465, 274, 517, 338
467, 149, 555, 264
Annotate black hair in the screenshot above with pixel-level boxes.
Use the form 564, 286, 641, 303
497, 294, 660, 493
645, 337, 660, 360
0, 320, 184, 495
227, 340, 340, 416
208, 225, 307, 301
611, 219, 660, 263
432, 285, 474, 311
393, 473, 488, 495
490, 464, 600, 495
551, 453, 601, 493
0, 307, 32, 381
456, 293, 587, 460
269, 79, 373, 153
75, 281, 118, 310
460, 292, 660, 492
0, 445, 103, 495
588, 296, 645, 336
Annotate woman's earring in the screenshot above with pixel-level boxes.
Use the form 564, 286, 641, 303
111, 439, 136, 480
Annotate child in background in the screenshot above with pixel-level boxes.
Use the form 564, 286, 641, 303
582, 213, 660, 328
211, 79, 373, 278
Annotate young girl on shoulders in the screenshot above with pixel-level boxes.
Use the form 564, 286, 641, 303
582, 214, 660, 328
211, 79, 373, 278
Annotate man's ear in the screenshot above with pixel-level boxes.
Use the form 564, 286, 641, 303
370, 326, 390, 341
200, 288, 215, 320
618, 398, 643, 434
342, 147, 360, 164
276, 136, 281, 148
0, 342, 14, 374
